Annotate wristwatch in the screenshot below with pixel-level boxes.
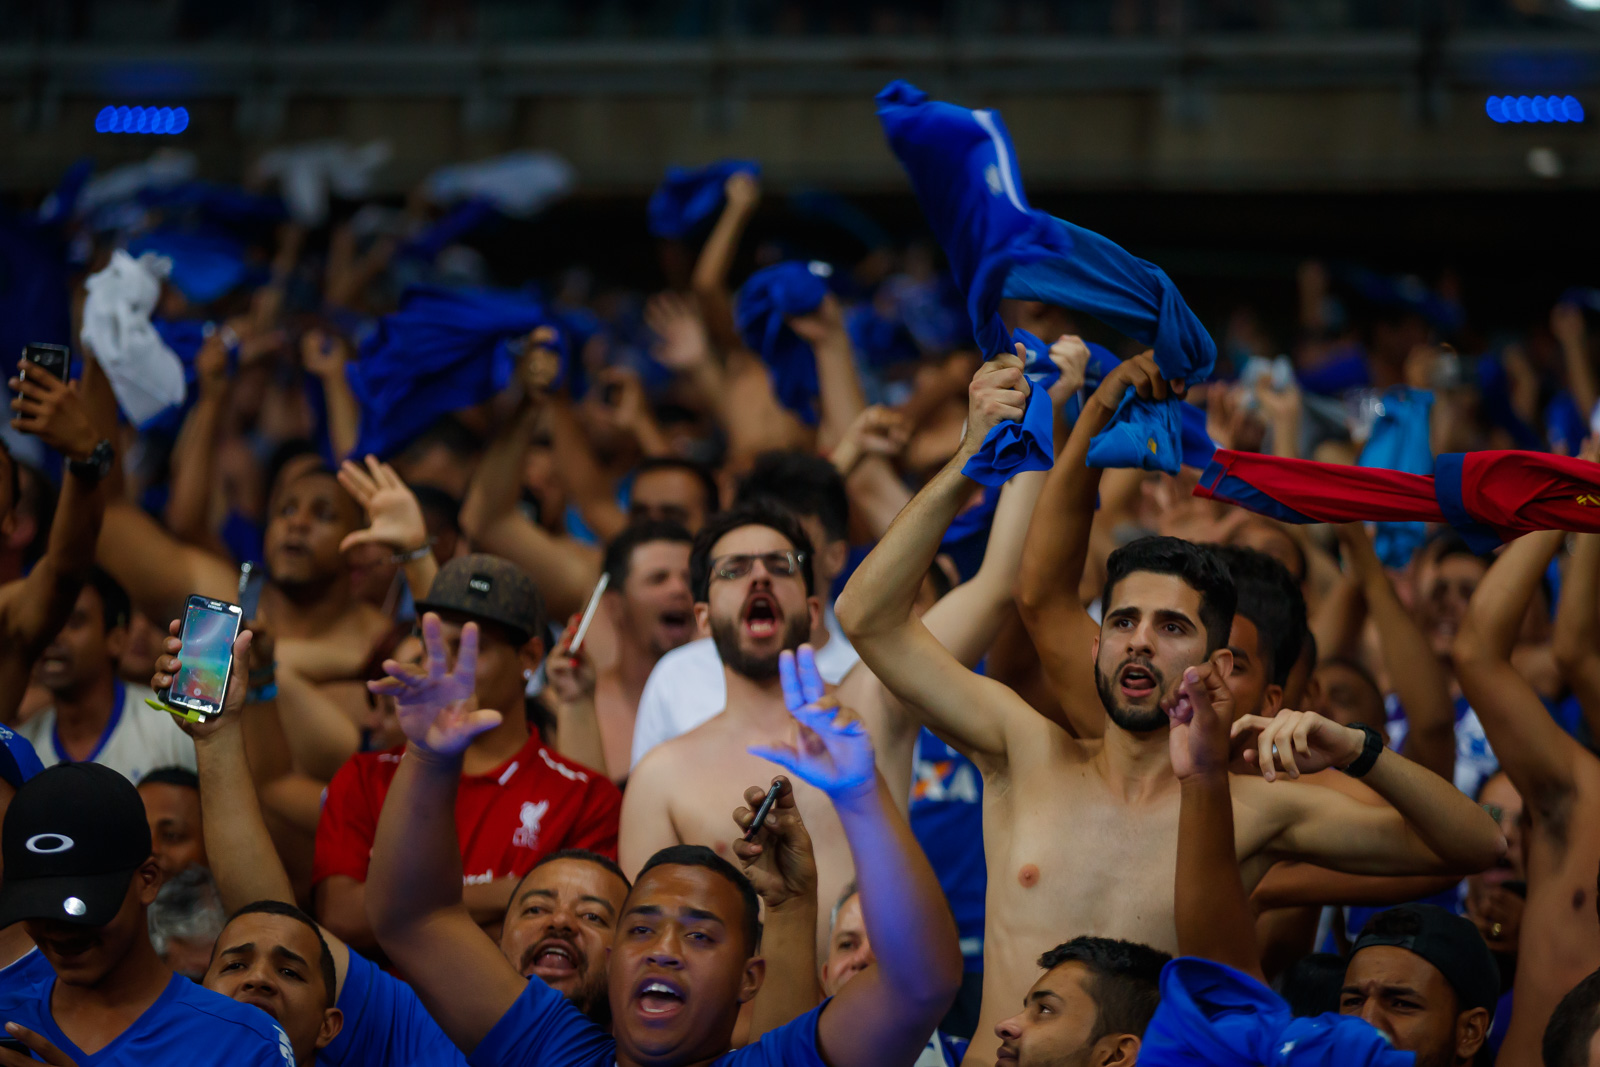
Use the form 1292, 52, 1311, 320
1338, 722, 1385, 779
67, 439, 114, 485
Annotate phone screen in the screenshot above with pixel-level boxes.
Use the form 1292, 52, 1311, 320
170, 601, 241, 715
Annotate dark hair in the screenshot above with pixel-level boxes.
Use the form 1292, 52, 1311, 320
138, 767, 199, 791
225, 900, 338, 1009
263, 439, 321, 502
1318, 656, 1384, 707
637, 844, 762, 956
398, 414, 484, 462
1275, 953, 1345, 1017
604, 520, 694, 591
1210, 545, 1306, 686
735, 451, 849, 544
1428, 531, 1494, 571
1035, 937, 1170, 1042
85, 566, 131, 633
410, 483, 462, 534
1546, 970, 1600, 1067
1101, 537, 1236, 655
510, 848, 633, 907
634, 457, 720, 518
690, 502, 817, 602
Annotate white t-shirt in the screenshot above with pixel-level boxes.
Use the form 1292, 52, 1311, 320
629, 607, 861, 770
20, 681, 196, 784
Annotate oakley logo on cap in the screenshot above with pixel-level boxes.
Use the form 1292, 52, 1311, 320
62, 897, 86, 917
26, 834, 74, 854
469, 576, 492, 594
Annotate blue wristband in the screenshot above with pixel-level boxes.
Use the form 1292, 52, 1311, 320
246, 682, 278, 704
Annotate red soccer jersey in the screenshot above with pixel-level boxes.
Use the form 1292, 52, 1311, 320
313, 734, 621, 888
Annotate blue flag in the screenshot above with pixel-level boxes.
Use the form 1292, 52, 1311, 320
1358, 386, 1434, 569
126, 228, 259, 305
648, 160, 761, 239
348, 285, 568, 460
734, 261, 832, 426
877, 80, 1216, 478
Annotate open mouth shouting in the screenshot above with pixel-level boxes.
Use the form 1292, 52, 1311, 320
633, 976, 687, 1021
524, 938, 583, 981
741, 593, 781, 641
658, 608, 695, 643
1117, 661, 1163, 702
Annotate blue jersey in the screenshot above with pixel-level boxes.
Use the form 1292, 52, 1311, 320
0, 972, 293, 1066
320, 950, 466, 1066
910, 728, 987, 970
0, 949, 52, 997
468, 975, 827, 1067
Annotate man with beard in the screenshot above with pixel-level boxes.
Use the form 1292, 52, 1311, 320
992, 939, 1168, 1067
95, 467, 394, 728
314, 556, 621, 956
617, 503, 919, 945
0, 763, 292, 1066
545, 520, 697, 781
836, 351, 1504, 1067
152, 620, 630, 1066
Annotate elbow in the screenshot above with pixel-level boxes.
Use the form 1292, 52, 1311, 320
1449, 622, 1489, 674
833, 583, 884, 643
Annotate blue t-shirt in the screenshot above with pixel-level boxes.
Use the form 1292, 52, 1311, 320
910, 728, 987, 971
0, 949, 53, 997
320, 950, 466, 1066
0, 972, 293, 1066
468, 975, 827, 1067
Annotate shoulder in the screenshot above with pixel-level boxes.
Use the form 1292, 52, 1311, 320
171, 980, 296, 1059
470, 971, 613, 1067
721, 1001, 828, 1067
644, 639, 721, 687
532, 745, 620, 800
13, 711, 50, 745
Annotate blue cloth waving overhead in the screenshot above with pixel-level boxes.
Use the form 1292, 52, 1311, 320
734, 261, 832, 426
877, 80, 1217, 478
649, 160, 761, 239
348, 285, 568, 460
1141, 958, 1413, 1067
1358, 387, 1435, 569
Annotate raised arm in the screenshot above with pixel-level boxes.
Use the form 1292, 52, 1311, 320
1168, 661, 1264, 980
1453, 529, 1584, 804
1015, 352, 1174, 737
164, 332, 233, 551
0, 355, 110, 672
791, 295, 867, 455
1336, 524, 1455, 781
365, 613, 528, 1053
303, 329, 361, 462
835, 354, 1041, 764
753, 650, 961, 1067
459, 396, 600, 621
690, 172, 760, 352
732, 776, 822, 1041
1552, 302, 1599, 428
1554, 531, 1600, 740
337, 456, 438, 605
1235, 709, 1505, 875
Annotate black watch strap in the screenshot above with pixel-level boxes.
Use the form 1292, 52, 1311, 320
1339, 722, 1385, 779
67, 439, 113, 484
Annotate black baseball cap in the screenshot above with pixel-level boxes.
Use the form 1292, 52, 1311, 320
1352, 903, 1499, 1013
0, 763, 153, 927
416, 554, 545, 645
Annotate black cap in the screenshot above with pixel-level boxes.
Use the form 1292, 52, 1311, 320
0, 763, 153, 927
416, 554, 544, 645
1352, 903, 1499, 1013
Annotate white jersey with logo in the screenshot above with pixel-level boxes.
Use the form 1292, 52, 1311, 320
20, 682, 196, 784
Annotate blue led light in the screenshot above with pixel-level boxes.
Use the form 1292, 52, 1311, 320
1486, 95, 1586, 123
94, 105, 189, 134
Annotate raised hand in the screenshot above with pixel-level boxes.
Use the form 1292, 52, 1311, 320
0, 1021, 79, 1066
516, 326, 563, 395
958, 348, 1030, 456
152, 621, 254, 741
787, 293, 846, 345
9, 360, 98, 460
1046, 334, 1091, 406
749, 646, 876, 801
1165, 661, 1234, 781
1089, 350, 1182, 410
646, 291, 713, 372
1230, 708, 1367, 783
544, 614, 597, 706
731, 776, 818, 909
368, 612, 501, 759
337, 455, 429, 556
300, 327, 350, 380
724, 171, 761, 212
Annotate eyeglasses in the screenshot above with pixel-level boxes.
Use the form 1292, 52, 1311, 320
710, 551, 806, 582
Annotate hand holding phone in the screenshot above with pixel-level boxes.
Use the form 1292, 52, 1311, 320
155, 596, 243, 723
21, 343, 70, 384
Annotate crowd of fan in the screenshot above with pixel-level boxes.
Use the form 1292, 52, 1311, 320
0, 118, 1599, 1067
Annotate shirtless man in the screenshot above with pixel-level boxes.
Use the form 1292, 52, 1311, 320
835, 351, 1505, 1067
546, 519, 697, 780
1452, 528, 1600, 1067
95, 466, 392, 723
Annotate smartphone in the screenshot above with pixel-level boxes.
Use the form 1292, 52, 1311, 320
21, 343, 70, 383
163, 596, 243, 720
0, 1036, 31, 1056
